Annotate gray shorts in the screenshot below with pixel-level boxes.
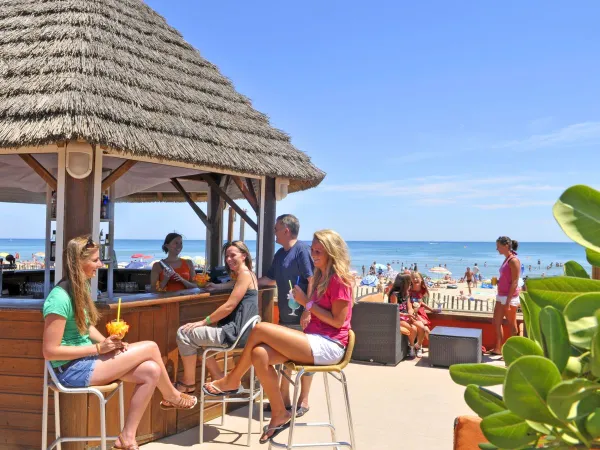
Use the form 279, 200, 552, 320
176, 325, 227, 357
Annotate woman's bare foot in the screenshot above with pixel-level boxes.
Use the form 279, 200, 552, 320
260, 410, 292, 443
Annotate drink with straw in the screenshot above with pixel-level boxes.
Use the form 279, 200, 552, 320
106, 298, 129, 339
287, 277, 301, 316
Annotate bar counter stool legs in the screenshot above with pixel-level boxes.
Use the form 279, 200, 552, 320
269, 330, 357, 450
41, 361, 125, 450
199, 315, 264, 446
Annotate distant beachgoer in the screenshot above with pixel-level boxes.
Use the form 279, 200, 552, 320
487, 236, 521, 356
361, 265, 366, 277
484, 262, 487, 268
386, 263, 392, 273
528, 265, 532, 272
472, 263, 480, 288
464, 267, 473, 295
538, 259, 541, 268
414, 263, 418, 272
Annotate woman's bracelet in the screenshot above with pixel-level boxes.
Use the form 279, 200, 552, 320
95, 343, 101, 355
205, 315, 212, 325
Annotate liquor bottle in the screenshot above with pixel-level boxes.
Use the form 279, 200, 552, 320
104, 233, 111, 261
50, 191, 57, 219
159, 261, 176, 279
99, 230, 105, 261
50, 230, 56, 262
100, 195, 108, 219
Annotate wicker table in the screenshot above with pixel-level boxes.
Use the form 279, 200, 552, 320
429, 326, 482, 367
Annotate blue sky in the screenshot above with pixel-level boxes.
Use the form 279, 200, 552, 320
3, 1, 600, 241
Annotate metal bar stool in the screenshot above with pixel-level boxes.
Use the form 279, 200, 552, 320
199, 315, 264, 446
270, 330, 356, 450
41, 361, 125, 450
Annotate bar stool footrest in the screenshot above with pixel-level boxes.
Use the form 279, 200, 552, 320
48, 435, 119, 449
270, 439, 352, 448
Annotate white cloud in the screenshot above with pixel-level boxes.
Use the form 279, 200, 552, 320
495, 122, 600, 152
474, 201, 555, 210
320, 173, 561, 207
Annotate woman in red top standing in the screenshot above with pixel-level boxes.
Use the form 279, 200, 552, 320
488, 236, 521, 355
201, 229, 353, 444
150, 233, 197, 292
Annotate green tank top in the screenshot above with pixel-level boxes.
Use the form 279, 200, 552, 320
42, 286, 92, 368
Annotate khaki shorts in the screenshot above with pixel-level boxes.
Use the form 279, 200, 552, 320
176, 325, 227, 357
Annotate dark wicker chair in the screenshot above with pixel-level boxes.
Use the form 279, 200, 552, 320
350, 298, 408, 366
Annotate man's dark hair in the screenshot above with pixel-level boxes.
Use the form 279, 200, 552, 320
276, 214, 300, 238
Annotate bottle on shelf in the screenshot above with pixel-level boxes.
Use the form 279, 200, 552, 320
104, 233, 111, 261
100, 194, 110, 219
50, 191, 57, 219
99, 230, 105, 262
50, 230, 56, 262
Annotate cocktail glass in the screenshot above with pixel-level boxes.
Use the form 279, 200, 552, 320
106, 319, 129, 340
287, 290, 301, 316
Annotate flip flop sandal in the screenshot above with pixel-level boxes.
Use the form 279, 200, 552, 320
259, 419, 292, 444
159, 393, 198, 411
173, 380, 196, 394
201, 381, 243, 397
295, 406, 310, 418
263, 403, 293, 412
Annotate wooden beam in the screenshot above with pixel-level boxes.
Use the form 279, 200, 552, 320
170, 178, 212, 231
101, 160, 137, 191
232, 176, 259, 213
246, 177, 258, 207
200, 175, 258, 232
227, 207, 235, 242
18, 154, 57, 190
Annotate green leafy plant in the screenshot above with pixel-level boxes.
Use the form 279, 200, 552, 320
450, 185, 600, 449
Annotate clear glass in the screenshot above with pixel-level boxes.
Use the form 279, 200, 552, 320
287, 289, 301, 316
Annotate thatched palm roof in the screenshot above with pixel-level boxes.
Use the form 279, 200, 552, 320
0, 0, 325, 193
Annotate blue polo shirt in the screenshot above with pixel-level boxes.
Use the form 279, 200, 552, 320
266, 241, 314, 324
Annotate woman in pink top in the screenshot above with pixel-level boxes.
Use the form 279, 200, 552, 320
488, 236, 521, 355
202, 229, 353, 443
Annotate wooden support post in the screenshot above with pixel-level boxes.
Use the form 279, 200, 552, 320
258, 177, 276, 323
593, 267, 600, 280
239, 209, 246, 241
207, 176, 223, 270
60, 146, 102, 450
227, 207, 235, 243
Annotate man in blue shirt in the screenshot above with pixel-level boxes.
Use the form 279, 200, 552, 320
259, 214, 314, 417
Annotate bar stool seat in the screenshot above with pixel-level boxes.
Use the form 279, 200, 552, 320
270, 330, 357, 449
42, 361, 125, 450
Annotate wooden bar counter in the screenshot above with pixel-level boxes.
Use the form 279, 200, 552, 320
0, 286, 275, 450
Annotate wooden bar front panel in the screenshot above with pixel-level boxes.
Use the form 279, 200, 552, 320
0, 289, 272, 449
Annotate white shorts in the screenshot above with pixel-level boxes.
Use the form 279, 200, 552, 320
306, 334, 345, 365
496, 295, 520, 307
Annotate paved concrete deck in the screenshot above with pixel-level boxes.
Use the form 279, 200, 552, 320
141, 351, 503, 450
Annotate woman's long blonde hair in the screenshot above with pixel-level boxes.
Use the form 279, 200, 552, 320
310, 230, 353, 300
63, 236, 101, 334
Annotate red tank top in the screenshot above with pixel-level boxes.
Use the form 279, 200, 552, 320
159, 260, 191, 292
498, 253, 520, 297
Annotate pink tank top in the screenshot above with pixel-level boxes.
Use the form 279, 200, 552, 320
498, 253, 520, 297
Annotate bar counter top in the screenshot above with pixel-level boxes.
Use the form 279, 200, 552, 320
0, 285, 273, 311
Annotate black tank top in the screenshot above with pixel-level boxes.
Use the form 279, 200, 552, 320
219, 275, 259, 347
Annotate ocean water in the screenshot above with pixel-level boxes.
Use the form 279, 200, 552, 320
0, 239, 589, 279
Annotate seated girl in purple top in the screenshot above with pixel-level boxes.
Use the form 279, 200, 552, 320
202, 229, 353, 444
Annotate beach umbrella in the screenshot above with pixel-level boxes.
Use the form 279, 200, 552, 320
0, 252, 8, 258
131, 253, 145, 259
374, 263, 387, 271
180, 255, 192, 260
429, 267, 452, 279
35, 252, 45, 257
142, 255, 153, 259
193, 256, 206, 266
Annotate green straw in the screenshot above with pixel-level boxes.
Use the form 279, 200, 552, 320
288, 280, 293, 290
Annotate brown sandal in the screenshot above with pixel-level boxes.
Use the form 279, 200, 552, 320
160, 392, 198, 411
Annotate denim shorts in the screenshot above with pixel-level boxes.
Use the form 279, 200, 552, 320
54, 356, 98, 388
